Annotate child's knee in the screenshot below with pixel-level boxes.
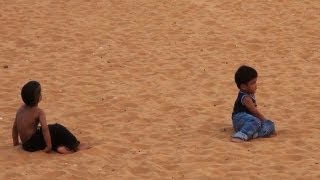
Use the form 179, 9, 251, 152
265, 120, 275, 131
258, 120, 275, 137
251, 117, 261, 128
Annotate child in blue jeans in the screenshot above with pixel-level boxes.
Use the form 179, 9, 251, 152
231, 65, 275, 142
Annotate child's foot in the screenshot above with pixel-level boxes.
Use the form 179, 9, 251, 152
231, 137, 245, 143
57, 146, 74, 154
231, 131, 248, 143
77, 143, 91, 151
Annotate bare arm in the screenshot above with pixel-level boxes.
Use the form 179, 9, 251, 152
12, 116, 19, 146
39, 109, 52, 153
242, 96, 266, 121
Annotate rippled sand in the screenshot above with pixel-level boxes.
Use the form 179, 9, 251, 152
0, 0, 319, 179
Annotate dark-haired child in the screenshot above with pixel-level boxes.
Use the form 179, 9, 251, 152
12, 81, 90, 153
231, 65, 275, 142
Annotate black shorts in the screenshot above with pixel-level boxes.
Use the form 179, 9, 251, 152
22, 123, 80, 152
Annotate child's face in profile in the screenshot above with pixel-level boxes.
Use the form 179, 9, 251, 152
39, 94, 42, 103
242, 78, 257, 94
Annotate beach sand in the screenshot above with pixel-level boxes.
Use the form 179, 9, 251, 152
0, 0, 319, 179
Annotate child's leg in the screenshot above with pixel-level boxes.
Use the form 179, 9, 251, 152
232, 112, 261, 141
77, 143, 91, 151
57, 144, 91, 154
258, 120, 275, 137
50, 123, 80, 151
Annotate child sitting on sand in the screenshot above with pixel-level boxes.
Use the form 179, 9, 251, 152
12, 81, 90, 153
231, 65, 275, 142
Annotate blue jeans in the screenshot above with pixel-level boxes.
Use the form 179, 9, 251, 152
232, 112, 275, 140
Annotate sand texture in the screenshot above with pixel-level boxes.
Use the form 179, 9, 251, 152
0, 0, 320, 179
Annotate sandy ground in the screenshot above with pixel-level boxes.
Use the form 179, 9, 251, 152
0, 0, 320, 179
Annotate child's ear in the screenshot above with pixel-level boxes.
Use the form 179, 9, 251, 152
240, 83, 247, 91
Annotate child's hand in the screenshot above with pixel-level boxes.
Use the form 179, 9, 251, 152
43, 146, 52, 153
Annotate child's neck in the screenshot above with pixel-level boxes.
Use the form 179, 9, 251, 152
24, 104, 39, 108
240, 89, 254, 95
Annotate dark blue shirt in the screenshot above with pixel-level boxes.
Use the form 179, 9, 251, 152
232, 91, 257, 116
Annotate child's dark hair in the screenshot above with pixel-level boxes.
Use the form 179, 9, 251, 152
235, 65, 258, 89
21, 81, 41, 107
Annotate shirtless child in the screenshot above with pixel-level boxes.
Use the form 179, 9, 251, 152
12, 81, 90, 154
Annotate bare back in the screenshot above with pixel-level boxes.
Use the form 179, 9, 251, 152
15, 105, 41, 143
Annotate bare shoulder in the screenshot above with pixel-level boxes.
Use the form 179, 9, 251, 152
36, 107, 45, 114
15, 105, 26, 121
28, 106, 45, 119
242, 96, 256, 106
32, 107, 44, 116
36, 107, 47, 121
16, 104, 25, 115
242, 95, 253, 102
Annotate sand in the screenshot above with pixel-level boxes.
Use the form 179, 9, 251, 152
0, 0, 319, 179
